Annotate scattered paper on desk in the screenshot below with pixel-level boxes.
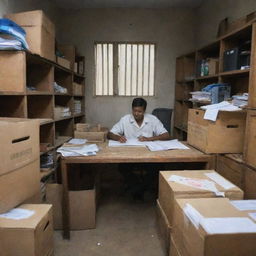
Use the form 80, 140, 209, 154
68, 138, 87, 145
201, 101, 241, 121
231, 200, 256, 211
205, 172, 235, 190
57, 144, 99, 157
248, 212, 256, 221
0, 208, 35, 220
200, 217, 256, 234
108, 139, 146, 147
168, 175, 225, 197
183, 203, 203, 229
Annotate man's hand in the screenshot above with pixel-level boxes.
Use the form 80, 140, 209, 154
118, 136, 127, 143
138, 136, 150, 142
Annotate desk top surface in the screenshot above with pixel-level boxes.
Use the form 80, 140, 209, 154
61, 142, 213, 164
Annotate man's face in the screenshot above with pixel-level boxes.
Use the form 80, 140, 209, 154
132, 106, 145, 121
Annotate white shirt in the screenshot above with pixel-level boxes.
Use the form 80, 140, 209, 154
110, 114, 168, 139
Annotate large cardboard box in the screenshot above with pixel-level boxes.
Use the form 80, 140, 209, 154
187, 109, 246, 153
216, 154, 244, 189
172, 198, 256, 256
0, 159, 40, 213
0, 118, 39, 176
45, 183, 96, 230
75, 128, 108, 142
156, 199, 171, 254
5, 10, 55, 61
0, 204, 53, 256
158, 170, 243, 226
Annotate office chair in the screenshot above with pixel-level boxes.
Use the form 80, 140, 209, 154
152, 108, 173, 134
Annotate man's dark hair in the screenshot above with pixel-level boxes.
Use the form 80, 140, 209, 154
132, 98, 147, 110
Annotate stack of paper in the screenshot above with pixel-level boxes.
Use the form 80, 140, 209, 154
57, 143, 99, 157
232, 93, 248, 108
0, 36, 22, 50
189, 91, 211, 103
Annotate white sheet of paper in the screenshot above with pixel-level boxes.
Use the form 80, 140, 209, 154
57, 144, 99, 156
168, 175, 225, 197
205, 172, 235, 190
200, 217, 256, 234
249, 212, 256, 221
231, 200, 256, 211
0, 208, 35, 220
146, 140, 189, 151
68, 138, 87, 145
108, 139, 146, 147
183, 203, 204, 229
204, 108, 219, 121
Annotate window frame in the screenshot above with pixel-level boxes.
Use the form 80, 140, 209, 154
94, 41, 157, 97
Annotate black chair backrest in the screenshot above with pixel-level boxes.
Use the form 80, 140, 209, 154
152, 108, 173, 134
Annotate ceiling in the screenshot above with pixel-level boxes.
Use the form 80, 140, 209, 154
53, 0, 204, 9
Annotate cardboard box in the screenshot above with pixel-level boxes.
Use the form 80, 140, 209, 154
58, 44, 76, 70
244, 165, 256, 199
156, 199, 171, 254
188, 109, 246, 153
158, 170, 243, 226
172, 198, 256, 256
0, 159, 40, 213
216, 154, 244, 189
0, 118, 39, 176
45, 183, 96, 230
75, 128, 108, 142
0, 204, 53, 256
5, 10, 55, 61
56, 56, 71, 69
207, 58, 219, 75
73, 82, 83, 95
75, 123, 91, 132
169, 237, 181, 256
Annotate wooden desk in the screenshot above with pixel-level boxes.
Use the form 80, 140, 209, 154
61, 142, 215, 239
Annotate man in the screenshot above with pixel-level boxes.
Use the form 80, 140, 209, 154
108, 97, 170, 142
107, 98, 170, 201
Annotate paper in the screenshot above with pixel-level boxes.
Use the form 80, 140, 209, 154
0, 208, 35, 220
205, 172, 235, 190
108, 139, 146, 147
231, 200, 256, 211
248, 212, 256, 221
68, 138, 87, 145
200, 217, 256, 234
183, 203, 203, 229
204, 109, 219, 121
57, 144, 99, 157
168, 175, 225, 197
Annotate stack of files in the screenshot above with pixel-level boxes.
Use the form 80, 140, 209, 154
54, 105, 71, 118
232, 93, 248, 108
54, 82, 67, 94
189, 91, 211, 103
0, 36, 22, 50
73, 100, 82, 114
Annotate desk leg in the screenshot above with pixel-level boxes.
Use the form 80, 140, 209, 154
61, 160, 70, 239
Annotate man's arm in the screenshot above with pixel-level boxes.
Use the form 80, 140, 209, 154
107, 132, 127, 143
138, 132, 170, 142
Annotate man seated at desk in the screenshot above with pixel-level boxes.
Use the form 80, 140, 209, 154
107, 97, 170, 200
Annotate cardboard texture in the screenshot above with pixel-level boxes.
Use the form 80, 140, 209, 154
0, 204, 53, 256
0, 51, 26, 92
56, 56, 71, 69
158, 170, 243, 226
74, 128, 108, 142
5, 10, 55, 61
169, 237, 181, 256
244, 165, 256, 199
216, 154, 244, 189
45, 183, 96, 230
207, 58, 219, 75
187, 109, 246, 153
0, 159, 40, 214
172, 198, 256, 256
0, 118, 39, 176
73, 82, 83, 95
156, 199, 171, 254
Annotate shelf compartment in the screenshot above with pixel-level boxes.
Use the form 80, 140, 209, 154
40, 122, 55, 148
54, 95, 73, 119
54, 68, 73, 94
55, 118, 73, 145
74, 114, 85, 124
27, 95, 54, 119
194, 76, 219, 91
175, 82, 194, 101
55, 136, 72, 148
0, 51, 26, 93
0, 95, 27, 118
176, 52, 196, 82
173, 101, 190, 132
219, 68, 250, 77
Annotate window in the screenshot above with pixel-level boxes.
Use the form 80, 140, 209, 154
95, 42, 155, 96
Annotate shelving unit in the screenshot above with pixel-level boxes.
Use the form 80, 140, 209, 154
0, 50, 86, 164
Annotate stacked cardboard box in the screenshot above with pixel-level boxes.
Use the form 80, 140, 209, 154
157, 170, 243, 253
74, 123, 108, 142
5, 10, 55, 61
171, 198, 256, 256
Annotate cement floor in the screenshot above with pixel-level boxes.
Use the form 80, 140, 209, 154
54, 187, 166, 256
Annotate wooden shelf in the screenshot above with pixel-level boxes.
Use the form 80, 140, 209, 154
27, 90, 52, 95
54, 93, 72, 96
73, 113, 85, 117
38, 118, 54, 125
219, 69, 250, 77
74, 73, 85, 78
40, 146, 55, 156
0, 91, 25, 96
54, 116, 73, 122
73, 94, 84, 97
174, 125, 188, 133
55, 136, 72, 148
196, 74, 219, 80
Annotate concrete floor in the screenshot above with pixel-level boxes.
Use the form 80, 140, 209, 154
54, 186, 166, 256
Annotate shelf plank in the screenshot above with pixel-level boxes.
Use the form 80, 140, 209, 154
40, 146, 55, 156
38, 118, 54, 125
73, 94, 84, 97
0, 91, 25, 95
54, 116, 73, 122
54, 93, 72, 96
73, 113, 85, 117
196, 74, 219, 80
27, 90, 52, 95
55, 136, 72, 148
219, 69, 250, 77
74, 73, 85, 79
174, 125, 188, 133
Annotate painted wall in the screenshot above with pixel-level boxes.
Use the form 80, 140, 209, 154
196, 0, 256, 47
56, 8, 196, 128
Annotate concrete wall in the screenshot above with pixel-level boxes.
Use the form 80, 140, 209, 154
56, 8, 196, 128
196, 0, 256, 47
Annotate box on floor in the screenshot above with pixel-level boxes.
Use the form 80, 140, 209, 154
187, 109, 246, 153
5, 10, 55, 61
158, 170, 243, 227
0, 118, 40, 213
172, 198, 256, 256
0, 204, 53, 256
